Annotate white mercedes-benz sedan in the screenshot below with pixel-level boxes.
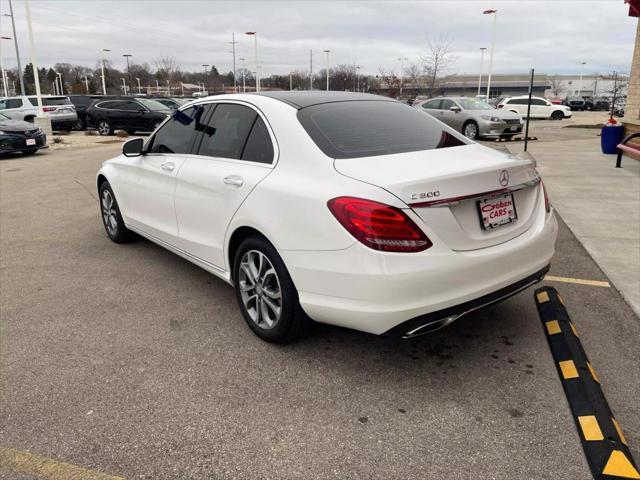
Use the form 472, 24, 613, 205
97, 92, 557, 342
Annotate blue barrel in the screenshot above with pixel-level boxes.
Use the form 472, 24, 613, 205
601, 124, 624, 154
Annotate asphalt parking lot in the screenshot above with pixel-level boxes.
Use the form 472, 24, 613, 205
1, 116, 638, 479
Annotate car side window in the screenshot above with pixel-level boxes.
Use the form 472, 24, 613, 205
97, 101, 118, 110
423, 100, 441, 110
440, 99, 454, 110
0, 100, 6, 110
148, 106, 200, 154
120, 101, 142, 111
532, 98, 546, 106
196, 104, 257, 159
6, 98, 23, 109
241, 117, 274, 164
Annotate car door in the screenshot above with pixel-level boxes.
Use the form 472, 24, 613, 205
118, 100, 146, 130
420, 99, 442, 119
532, 98, 549, 118
116, 106, 199, 245
174, 102, 276, 269
439, 99, 465, 131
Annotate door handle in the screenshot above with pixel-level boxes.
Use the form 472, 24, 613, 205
223, 175, 244, 187
161, 162, 175, 172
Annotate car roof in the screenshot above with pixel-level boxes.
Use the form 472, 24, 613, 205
252, 91, 394, 109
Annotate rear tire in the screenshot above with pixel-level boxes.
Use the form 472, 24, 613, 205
462, 121, 479, 140
98, 181, 134, 243
97, 119, 114, 136
551, 111, 564, 120
233, 236, 308, 343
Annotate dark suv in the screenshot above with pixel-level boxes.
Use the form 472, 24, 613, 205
565, 96, 586, 111
68, 95, 111, 130
584, 97, 611, 111
86, 97, 171, 135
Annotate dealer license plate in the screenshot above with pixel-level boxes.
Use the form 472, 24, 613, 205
25, 139, 36, 146
477, 193, 517, 230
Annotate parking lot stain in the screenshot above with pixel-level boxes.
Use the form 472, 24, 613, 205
358, 416, 369, 424
508, 408, 524, 418
169, 318, 183, 331
398, 408, 407, 414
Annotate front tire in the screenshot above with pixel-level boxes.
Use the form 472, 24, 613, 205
97, 119, 114, 136
233, 236, 308, 343
551, 111, 564, 120
99, 181, 134, 243
462, 121, 479, 140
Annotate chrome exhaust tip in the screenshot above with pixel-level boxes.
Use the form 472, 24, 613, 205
401, 315, 460, 339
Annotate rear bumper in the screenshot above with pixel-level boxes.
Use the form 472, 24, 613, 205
51, 119, 77, 131
282, 207, 558, 335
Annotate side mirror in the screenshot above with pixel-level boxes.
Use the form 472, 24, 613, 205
123, 137, 144, 157
450, 105, 461, 113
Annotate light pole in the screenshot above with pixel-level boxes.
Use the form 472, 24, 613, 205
121, 77, 126, 94
289, 71, 293, 91
0, 36, 10, 97
483, 9, 498, 100
239, 57, 246, 92
122, 54, 132, 95
309, 49, 313, 90
245, 32, 259, 92
4, 1, 25, 95
397, 56, 408, 98
577, 61, 586, 96
84, 75, 89, 93
181, 81, 184, 96
166, 79, 170, 96
155, 79, 159, 92
136, 77, 141, 94
477, 47, 487, 96
229, 33, 238, 92
57, 72, 63, 95
356, 66, 361, 92
24, 0, 49, 134
323, 50, 330, 91
202, 64, 209, 93
100, 48, 110, 95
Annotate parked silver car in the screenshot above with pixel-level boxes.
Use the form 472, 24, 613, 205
0, 95, 78, 131
416, 97, 523, 140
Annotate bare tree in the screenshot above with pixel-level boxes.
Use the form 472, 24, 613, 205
420, 36, 456, 96
548, 75, 565, 98
404, 63, 422, 89
154, 55, 181, 87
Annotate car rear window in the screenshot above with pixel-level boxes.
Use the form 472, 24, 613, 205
28, 96, 72, 106
297, 100, 464, 159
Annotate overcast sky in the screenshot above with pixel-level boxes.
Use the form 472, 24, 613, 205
0, 0, 636, 77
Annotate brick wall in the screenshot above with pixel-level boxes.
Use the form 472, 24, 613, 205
622, 18, 640, 160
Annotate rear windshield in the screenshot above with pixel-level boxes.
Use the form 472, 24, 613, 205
28, 97, 72, 106
297, 100, 464, 159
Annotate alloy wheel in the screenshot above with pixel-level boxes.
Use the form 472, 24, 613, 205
101, 189, 118, 236
98, 121, 111, 135
464, 122, 478, 139
238, 250, 282, 329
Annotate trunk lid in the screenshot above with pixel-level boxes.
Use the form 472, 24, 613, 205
334, 144, 542, 251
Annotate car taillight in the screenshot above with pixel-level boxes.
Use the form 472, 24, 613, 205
42, 106, 56, 112
542, 181, 551, 213
327, 196, 432, 252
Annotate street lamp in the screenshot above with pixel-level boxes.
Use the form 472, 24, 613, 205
229, 33, 238, 92
483, 9, 498, 100
57, 72, 63, 95
3, 1, 25, 95
136, 77, 141, 94
239, 57, 246, 92
577, 61, 586, 96
83, 75, 89, 94
397, 57, 408, 98
121, 77, 127, 94
122, 54, 132, 95
245, 32, 259, 92
0, 36, 11, 97
100, 48, 111, 95
202, 64, 209, 93
323, 50, 330, 91
477, 47, 487, 96
356, 66, 361, 92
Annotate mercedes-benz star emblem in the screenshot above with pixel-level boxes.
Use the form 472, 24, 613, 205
499, 170, 509, 187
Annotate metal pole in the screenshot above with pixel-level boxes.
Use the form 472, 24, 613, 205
84, 75, 89, 93
309, 49, 313, 90
398, 57, 407, 98
524, 69, 534, 152
166, 79, 170, 96
0, 40, 7, 97
123, 54, 132, 95
7, 1, 25, 95
57, 72, 63, 95
356, 66, 360, 92
324, 50, 330, 91
477, 47, 486, 96
155, 79, 159, 92
240, 57, 246, 92
486, 11, 498, 100
24, 0, 43, 115
181, 81, 184, 96
136, 77, 141, 94
100, 49, 110, 95
577, 61, 586, 97
121, 78, 126, 94
289, 72, 292, 91
255, 34, 259, 92
230, 33, 238, 92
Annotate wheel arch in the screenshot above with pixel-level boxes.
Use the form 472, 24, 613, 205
226, 225, 276, 282
96, 173, 109, 192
